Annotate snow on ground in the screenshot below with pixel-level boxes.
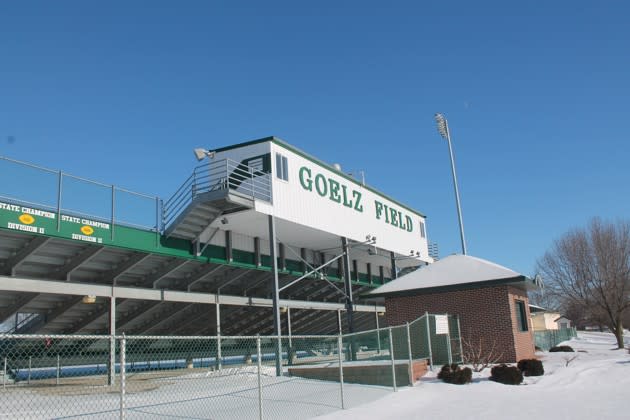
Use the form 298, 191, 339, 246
317, 331, 630, 420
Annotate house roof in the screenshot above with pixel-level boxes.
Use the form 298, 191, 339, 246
368, 254, 537, 298
529, 304, 562, 314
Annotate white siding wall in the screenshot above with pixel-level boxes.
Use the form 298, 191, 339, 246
232, 232, 255, 252
270, 143, 429, 260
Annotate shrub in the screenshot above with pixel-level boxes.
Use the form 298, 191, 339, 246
437, 364, 457, 380
450, 367, 473, 384
437, 364, 472, 385
490, 364, 523, 385
549, 345, 574, 352
517, 359, 544, 376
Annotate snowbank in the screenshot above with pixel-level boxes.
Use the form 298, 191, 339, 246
317, 331, 630, 420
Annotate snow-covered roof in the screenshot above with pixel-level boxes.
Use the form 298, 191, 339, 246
528, 304, 548, 312
369, 254, 533, 297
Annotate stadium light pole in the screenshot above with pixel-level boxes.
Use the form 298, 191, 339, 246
434, 113, 467, 255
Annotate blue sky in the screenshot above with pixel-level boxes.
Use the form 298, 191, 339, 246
1, 1, 628, 276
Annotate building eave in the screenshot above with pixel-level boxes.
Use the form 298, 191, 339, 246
365, 275, 533, 299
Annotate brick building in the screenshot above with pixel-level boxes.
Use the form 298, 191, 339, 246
369, 254, 539, 363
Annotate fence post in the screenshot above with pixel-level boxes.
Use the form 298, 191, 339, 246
406, 322, 413, 386
257, 336, 263, 420
157, 197, 163, 241
389, 328, 397, 392
192, 170, 197, 199
120, 334, 126, 420
375, 312, 381, 354
216, 299, 222, 371
445, 313, 453, 365
56, 354, 60, 386
109, 334, 116, 386
56, 171, 63, 231
225, 160, 229, 189
456, 316, 464, 364
3, 357, 6, 389
446, 334, 453, 365
337, 334, 345, 409
28, 356, 31, 384
425, 312, 433, 371
250, 167, 255, 199
111, 185, 115, 240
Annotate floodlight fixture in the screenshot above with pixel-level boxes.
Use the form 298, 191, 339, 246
194, 148, 216, 161
434, 113, 449, 140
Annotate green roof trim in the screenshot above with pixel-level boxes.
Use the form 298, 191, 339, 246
209, 136, 426, 218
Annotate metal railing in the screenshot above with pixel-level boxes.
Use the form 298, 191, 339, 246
534, 327, 578, 351
162, 158, 272, 228
1, 155, 273, 238
0, 314, 460, 419
0, 155, 162, 234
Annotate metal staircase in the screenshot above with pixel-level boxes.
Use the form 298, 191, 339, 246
162, 158, 272, 242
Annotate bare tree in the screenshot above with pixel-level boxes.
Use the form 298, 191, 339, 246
462, 337, 504, 372
528, 286, 560, 311
537, 218, 630, 349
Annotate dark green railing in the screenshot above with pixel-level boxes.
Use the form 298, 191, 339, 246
534, 327, 578, 351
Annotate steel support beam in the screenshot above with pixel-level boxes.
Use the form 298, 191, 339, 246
115, 301, 163, 331
341, 237, 354, 334
151, 259, 190, 288
63, 301, 109, 333
186, 264, 225, 292
108, 297, 116, 385
268, 215, 282, 376
57, 246, 104, 281
0, 275, 384, 312
5, 236, 51, 276
390, 251, 397, 280
108, 252, 151, 285
140, 303, 195, 335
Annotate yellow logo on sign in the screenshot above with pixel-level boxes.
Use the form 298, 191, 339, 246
19, 214, 35, 225
80, 225, 94, 236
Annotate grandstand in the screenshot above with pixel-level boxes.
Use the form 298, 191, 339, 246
0, 136, 430, 338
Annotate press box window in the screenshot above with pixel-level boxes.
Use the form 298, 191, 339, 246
515, 300, 529, 332
276, 153, 288, 181
419, 220, 426, 238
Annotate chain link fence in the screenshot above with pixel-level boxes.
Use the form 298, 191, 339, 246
534, 327, 578, 351
0, 313, 460, 419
